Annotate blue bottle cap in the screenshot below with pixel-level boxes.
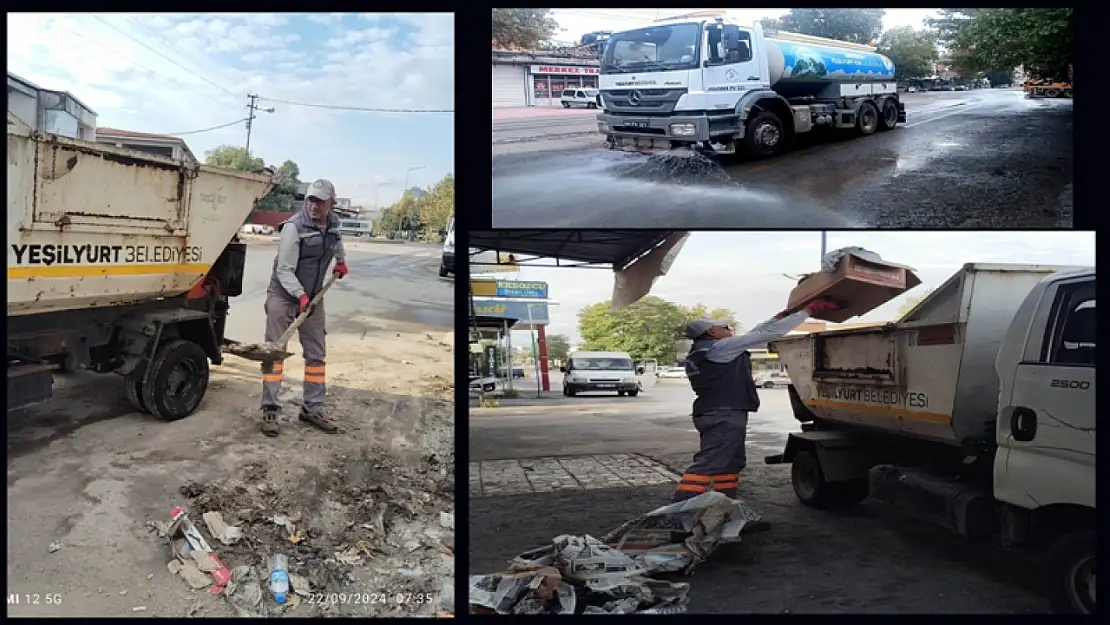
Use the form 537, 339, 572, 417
274, 592, 287, 605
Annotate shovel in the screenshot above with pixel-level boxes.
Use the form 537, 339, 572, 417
223, 273, 341, 362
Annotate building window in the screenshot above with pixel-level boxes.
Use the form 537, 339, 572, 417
533, 76, 550, 100
549, 77, 567, 97
123, 143, 174, 158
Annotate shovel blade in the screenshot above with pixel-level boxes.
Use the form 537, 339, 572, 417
222, 339, 293, 363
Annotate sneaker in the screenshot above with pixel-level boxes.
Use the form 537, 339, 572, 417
299, 408, 338, 433
261, 410, 280, 437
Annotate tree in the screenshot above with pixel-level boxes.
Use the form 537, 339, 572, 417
418, 174, 454, 241
545, 333, 571, 363
897, 288, 934, 318
205, 146, 302, 213
878, 26, 938, 80
205, 145, 264, 173
578, 296, 691, 363
929, 9, 1073, 80
775, 9, 886, 45
492, 9, 559, 50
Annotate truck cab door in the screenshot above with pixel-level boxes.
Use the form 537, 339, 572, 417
702, 24, 765, 103
995, 276, 1095, 510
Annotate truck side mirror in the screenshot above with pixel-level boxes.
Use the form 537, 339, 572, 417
559, 366, 567, 373
636, 367, 645, 375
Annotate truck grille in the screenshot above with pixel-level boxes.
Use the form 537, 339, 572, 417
602, 88, 687, 114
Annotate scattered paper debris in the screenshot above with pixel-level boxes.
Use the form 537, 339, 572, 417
48, 541, 61, 553
224, 565, 267, 618
132, 606, 147, 613
440, 512, 454, 530
202, 512, 243, 546
289, 573, 311, 597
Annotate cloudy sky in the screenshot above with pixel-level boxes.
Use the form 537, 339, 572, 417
7, 12, 453, 208
480, 231, 1096, 345
547, 8, 942, 44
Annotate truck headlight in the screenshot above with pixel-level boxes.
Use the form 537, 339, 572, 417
444, 243, 454, 253
670, 123, 696, 136
598, 120, 610, 133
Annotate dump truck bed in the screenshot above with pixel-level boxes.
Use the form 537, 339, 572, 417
770, 264, 1077, 446
7, 113, 275, 316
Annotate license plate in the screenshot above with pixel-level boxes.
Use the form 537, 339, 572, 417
596, 384, 615, 389
623, 119, 649, 129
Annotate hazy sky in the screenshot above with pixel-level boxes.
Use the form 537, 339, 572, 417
481, 231, 1096, 346
547, 9, 942, 44
8, 13, 453, 208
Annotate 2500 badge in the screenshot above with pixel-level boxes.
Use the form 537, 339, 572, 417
1050, 379, 1090, 390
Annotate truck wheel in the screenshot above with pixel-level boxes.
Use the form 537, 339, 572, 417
618, 390, 626, 396
567, 386, 577, 397
124, 365, 150, 414
1045, 530, 1095, 614
1064, 89, 1073, 98
141, 340, 210, 422
791, 450, 868, 509
627, 389, 639, 397
743, 111, 785, 158
439, 263, 448, 277
1044, 88, 1060, 98
856, 101, 879, 135
878, 99, 899, 131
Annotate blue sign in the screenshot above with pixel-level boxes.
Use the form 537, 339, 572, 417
471, 298, 550, 324
496, 280, 549, 299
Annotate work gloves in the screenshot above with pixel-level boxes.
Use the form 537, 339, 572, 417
333, 262, 348, 279
805, 299, 840, 313
298, 294, 311, 315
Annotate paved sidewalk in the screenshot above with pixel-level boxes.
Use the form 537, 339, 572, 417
470, 453, 681, 497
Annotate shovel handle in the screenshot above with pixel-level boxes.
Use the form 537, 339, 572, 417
276, 272, 341, 347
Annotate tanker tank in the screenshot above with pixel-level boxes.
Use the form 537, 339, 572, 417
763, 37, 896, 98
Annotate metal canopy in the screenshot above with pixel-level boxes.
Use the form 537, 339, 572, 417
468, 230, 676, 271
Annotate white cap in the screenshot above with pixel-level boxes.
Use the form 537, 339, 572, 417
307, 179, 336, 201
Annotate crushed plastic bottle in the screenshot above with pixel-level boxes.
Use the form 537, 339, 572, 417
269, 554, 290, 604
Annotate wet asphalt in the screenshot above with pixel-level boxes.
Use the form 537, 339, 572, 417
490, 89, 1073, 229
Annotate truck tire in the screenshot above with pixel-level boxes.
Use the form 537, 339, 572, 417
141, 340, 210, 422
627, 389, 639, 397
439, 263, 449, 277
124, 365, 150, 414
856, 101, 879, 135
878, 99, 899, 131
566, 386, 577, 397
1045, 530, 1095, 614
1044, 88, 1060, 98
1064, 89, 1073, 98
743, 111, 785, 158
791, 450, 868, 509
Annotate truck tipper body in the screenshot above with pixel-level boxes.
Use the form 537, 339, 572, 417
596, 12, 905, 157
766, 264, 1096, 614
7, 112, 276, 420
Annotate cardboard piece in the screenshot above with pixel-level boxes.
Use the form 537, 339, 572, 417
163, 506, 232, 595
787, 251, 921, 323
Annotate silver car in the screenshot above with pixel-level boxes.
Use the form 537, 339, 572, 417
561, 88, 600, 109
753, 371, 792, 388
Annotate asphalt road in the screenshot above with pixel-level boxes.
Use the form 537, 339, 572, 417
490, 89, 1073, 229
468, 377, 1049, 614
6, 240, 453, 617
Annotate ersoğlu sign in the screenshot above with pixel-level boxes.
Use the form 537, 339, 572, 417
471, 298, 550, 324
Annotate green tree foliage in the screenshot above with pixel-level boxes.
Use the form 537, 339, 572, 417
492, 9, 559, 50
577, 297, 740, 363
204, 146, 302, 213
771, 9, 886, 44
878, 26, 939, 80
544, 333, 571, 362
379, 173, 454, 238
897, 288, 934, 318
929, 9, 1073, 80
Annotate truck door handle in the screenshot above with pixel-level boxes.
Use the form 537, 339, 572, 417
747, 76, 759, 80
1010, 407, 1038, 442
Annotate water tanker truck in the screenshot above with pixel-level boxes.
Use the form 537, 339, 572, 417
596, 11, 904, 157
7, 112, 277, 420
765, 264, 1095, 614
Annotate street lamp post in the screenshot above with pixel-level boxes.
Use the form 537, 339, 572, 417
403, 165, 426, 197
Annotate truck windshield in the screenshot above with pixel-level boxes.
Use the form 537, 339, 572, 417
601, 23, 700, 74
570, 358, 634, 370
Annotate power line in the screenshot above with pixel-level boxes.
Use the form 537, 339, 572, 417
123, 16, 243, 93
256, 96, 452, 114
163, 118, 250, 135
91, 15, 241, 99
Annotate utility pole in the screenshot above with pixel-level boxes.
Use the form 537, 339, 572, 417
244, 94, 274, 161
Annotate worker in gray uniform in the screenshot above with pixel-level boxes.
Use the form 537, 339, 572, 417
260, 178, 349, 437
673, 299, 839, 501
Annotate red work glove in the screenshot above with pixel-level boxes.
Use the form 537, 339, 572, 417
333, 262, 348, 279
806, 299, 840, 313
298, 293, 311, 315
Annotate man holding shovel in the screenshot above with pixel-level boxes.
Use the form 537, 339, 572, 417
673, 299, 839, 501
259, 179, 349, 437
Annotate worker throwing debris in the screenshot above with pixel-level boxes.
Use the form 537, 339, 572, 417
673, 300, 839, 501
259, 179, 349, 437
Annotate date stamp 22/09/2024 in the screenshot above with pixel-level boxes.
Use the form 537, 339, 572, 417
306, 592, 437, 606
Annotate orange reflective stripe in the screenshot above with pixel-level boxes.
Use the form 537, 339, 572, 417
681, 474, 712, 483
273, 363, 285, 372
304, 365, 326, 374
304, 374, 326, 384
263, 374, 283, 383
710, 482, 738, 491
677, 483, 708, 492
710, 474, 739, 482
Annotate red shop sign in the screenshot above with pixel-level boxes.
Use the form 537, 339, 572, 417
530, 65, 600, 75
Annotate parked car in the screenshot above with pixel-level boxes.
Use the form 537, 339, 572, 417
561, 88, 600, 109
656, 366, 688, 379
469, 375, 497, 393
753, 371, 792, 388
954, 85, 968, 91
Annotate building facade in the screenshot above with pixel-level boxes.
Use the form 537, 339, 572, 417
8, 72, 97, 141
492, 51, 601, 108
95, 127, 197, 162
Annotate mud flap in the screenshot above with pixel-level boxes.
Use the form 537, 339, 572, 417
773, 430, 871, 483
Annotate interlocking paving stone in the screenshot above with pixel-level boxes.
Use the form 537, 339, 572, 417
470, 454, 682, 497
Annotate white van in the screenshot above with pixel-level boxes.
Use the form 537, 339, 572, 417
439, 216, 455, 277
560, 351, 644, 397
560, 88, 600, 109
338, 219, 373, 238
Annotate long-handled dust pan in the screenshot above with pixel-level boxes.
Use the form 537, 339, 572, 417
223, 273, 341, 362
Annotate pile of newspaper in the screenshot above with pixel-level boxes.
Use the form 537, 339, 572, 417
469, 492, 762, 615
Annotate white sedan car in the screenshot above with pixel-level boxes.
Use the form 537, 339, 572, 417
753, 371, 792, 388
656, 367, 687, 379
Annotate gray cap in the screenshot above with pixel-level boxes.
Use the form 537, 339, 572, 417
307, 178, 336, 201
684, 317, 733, 339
